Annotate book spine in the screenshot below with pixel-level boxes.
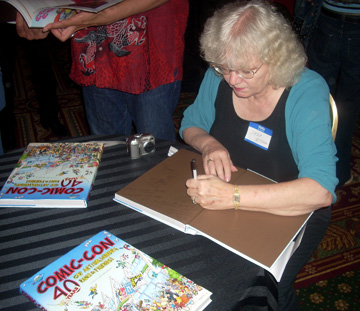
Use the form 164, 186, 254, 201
20, 288, 49, 311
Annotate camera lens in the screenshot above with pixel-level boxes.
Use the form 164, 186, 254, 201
144, 142, 155, 153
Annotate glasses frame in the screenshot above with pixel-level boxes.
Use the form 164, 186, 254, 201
211, 63, 264, 80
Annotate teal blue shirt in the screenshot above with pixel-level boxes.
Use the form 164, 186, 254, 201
180, 68, 338, 202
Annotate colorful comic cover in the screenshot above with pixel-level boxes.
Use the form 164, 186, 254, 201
20, 231, 212, 311
2, 0, 124, 27
0, 142, 104, 208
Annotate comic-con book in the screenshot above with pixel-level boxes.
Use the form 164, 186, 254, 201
0, 142, 104, 208
1, 0, 124, 27
19, 230, 213, 311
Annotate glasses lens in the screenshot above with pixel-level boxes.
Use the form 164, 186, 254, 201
238, 70, 254, 79
212, 65, 258, 79
213, 66, 223, 75
219, 67, 230, 75
213, 65, 232, 75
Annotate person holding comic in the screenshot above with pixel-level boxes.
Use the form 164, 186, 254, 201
16, 0, 189, 141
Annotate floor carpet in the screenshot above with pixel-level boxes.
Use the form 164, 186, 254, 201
295, 125, 360, 310
4, 36, 360, 311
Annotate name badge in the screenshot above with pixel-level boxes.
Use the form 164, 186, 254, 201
244, 122, 273, 150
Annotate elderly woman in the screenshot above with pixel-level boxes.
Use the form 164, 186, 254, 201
180, 0, 338, 310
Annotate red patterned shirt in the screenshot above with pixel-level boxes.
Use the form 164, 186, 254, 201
70, 0, 189, 94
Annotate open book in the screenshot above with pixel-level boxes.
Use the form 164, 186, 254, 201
114, 149, 312, 282
2, 0, 123, 27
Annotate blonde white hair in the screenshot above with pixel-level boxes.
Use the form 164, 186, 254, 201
200, 0, 307, 88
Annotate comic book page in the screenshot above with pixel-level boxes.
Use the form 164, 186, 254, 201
2, 0, 123, 27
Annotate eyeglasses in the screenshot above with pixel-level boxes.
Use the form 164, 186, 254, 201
211, 63, 264, 79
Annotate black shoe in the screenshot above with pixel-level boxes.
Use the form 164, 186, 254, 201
41, 118, 70, 137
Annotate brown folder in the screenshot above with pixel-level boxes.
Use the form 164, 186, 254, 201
114, 149, 311, 281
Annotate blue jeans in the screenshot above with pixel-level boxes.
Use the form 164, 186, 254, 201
82, 80, 182, 141
307, 12, 360, 186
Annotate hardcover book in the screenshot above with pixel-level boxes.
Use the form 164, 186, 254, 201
20, 230, 212, 311
0, 142, 104, 208
1, 0, 124, 27
114, 149, 312, 281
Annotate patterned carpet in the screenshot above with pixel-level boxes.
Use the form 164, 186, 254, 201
5, 36, 360, 311
296, 126, 360, 311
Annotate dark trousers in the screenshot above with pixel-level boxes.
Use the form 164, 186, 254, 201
278, 206, 331, 310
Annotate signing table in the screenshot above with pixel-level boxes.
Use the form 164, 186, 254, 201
0, 135, 277, 311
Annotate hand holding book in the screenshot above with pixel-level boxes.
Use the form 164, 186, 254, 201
43, 0, 170, 42
8, 0, 171, 42
16, 12, 50, 40
2, 0, 125, 31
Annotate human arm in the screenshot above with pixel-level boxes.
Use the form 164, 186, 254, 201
285, 68, 338, 203
186, 175, 332, 216
180, 69, 237, 181
43, 0, 169, 41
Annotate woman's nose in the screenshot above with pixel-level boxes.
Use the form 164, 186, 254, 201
228, 71, 243, 85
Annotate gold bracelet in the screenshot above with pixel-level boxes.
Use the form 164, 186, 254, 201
233, 185, 240, 210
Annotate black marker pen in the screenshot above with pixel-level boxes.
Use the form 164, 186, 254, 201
191, 159, 198, 179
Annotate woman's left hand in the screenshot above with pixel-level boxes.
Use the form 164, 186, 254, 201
186, 175, 235, 210
201, 139, 238, 182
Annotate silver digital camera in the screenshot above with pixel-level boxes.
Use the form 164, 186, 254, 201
126, 134, 155, 159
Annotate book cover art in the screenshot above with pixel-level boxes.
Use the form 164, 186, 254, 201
30, 7, 76, 28
2, 0, 124, 27
20, 231, 212, 311
0, 142, 104, 208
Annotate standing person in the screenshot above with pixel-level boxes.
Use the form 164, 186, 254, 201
0, 23, 17, 152
293, 0, 360, 187
180, 1, 337, 309
21, 37, 70, 137
0, 67, 5, 155
35, 0, 189, 141
2, 20, 70, 139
